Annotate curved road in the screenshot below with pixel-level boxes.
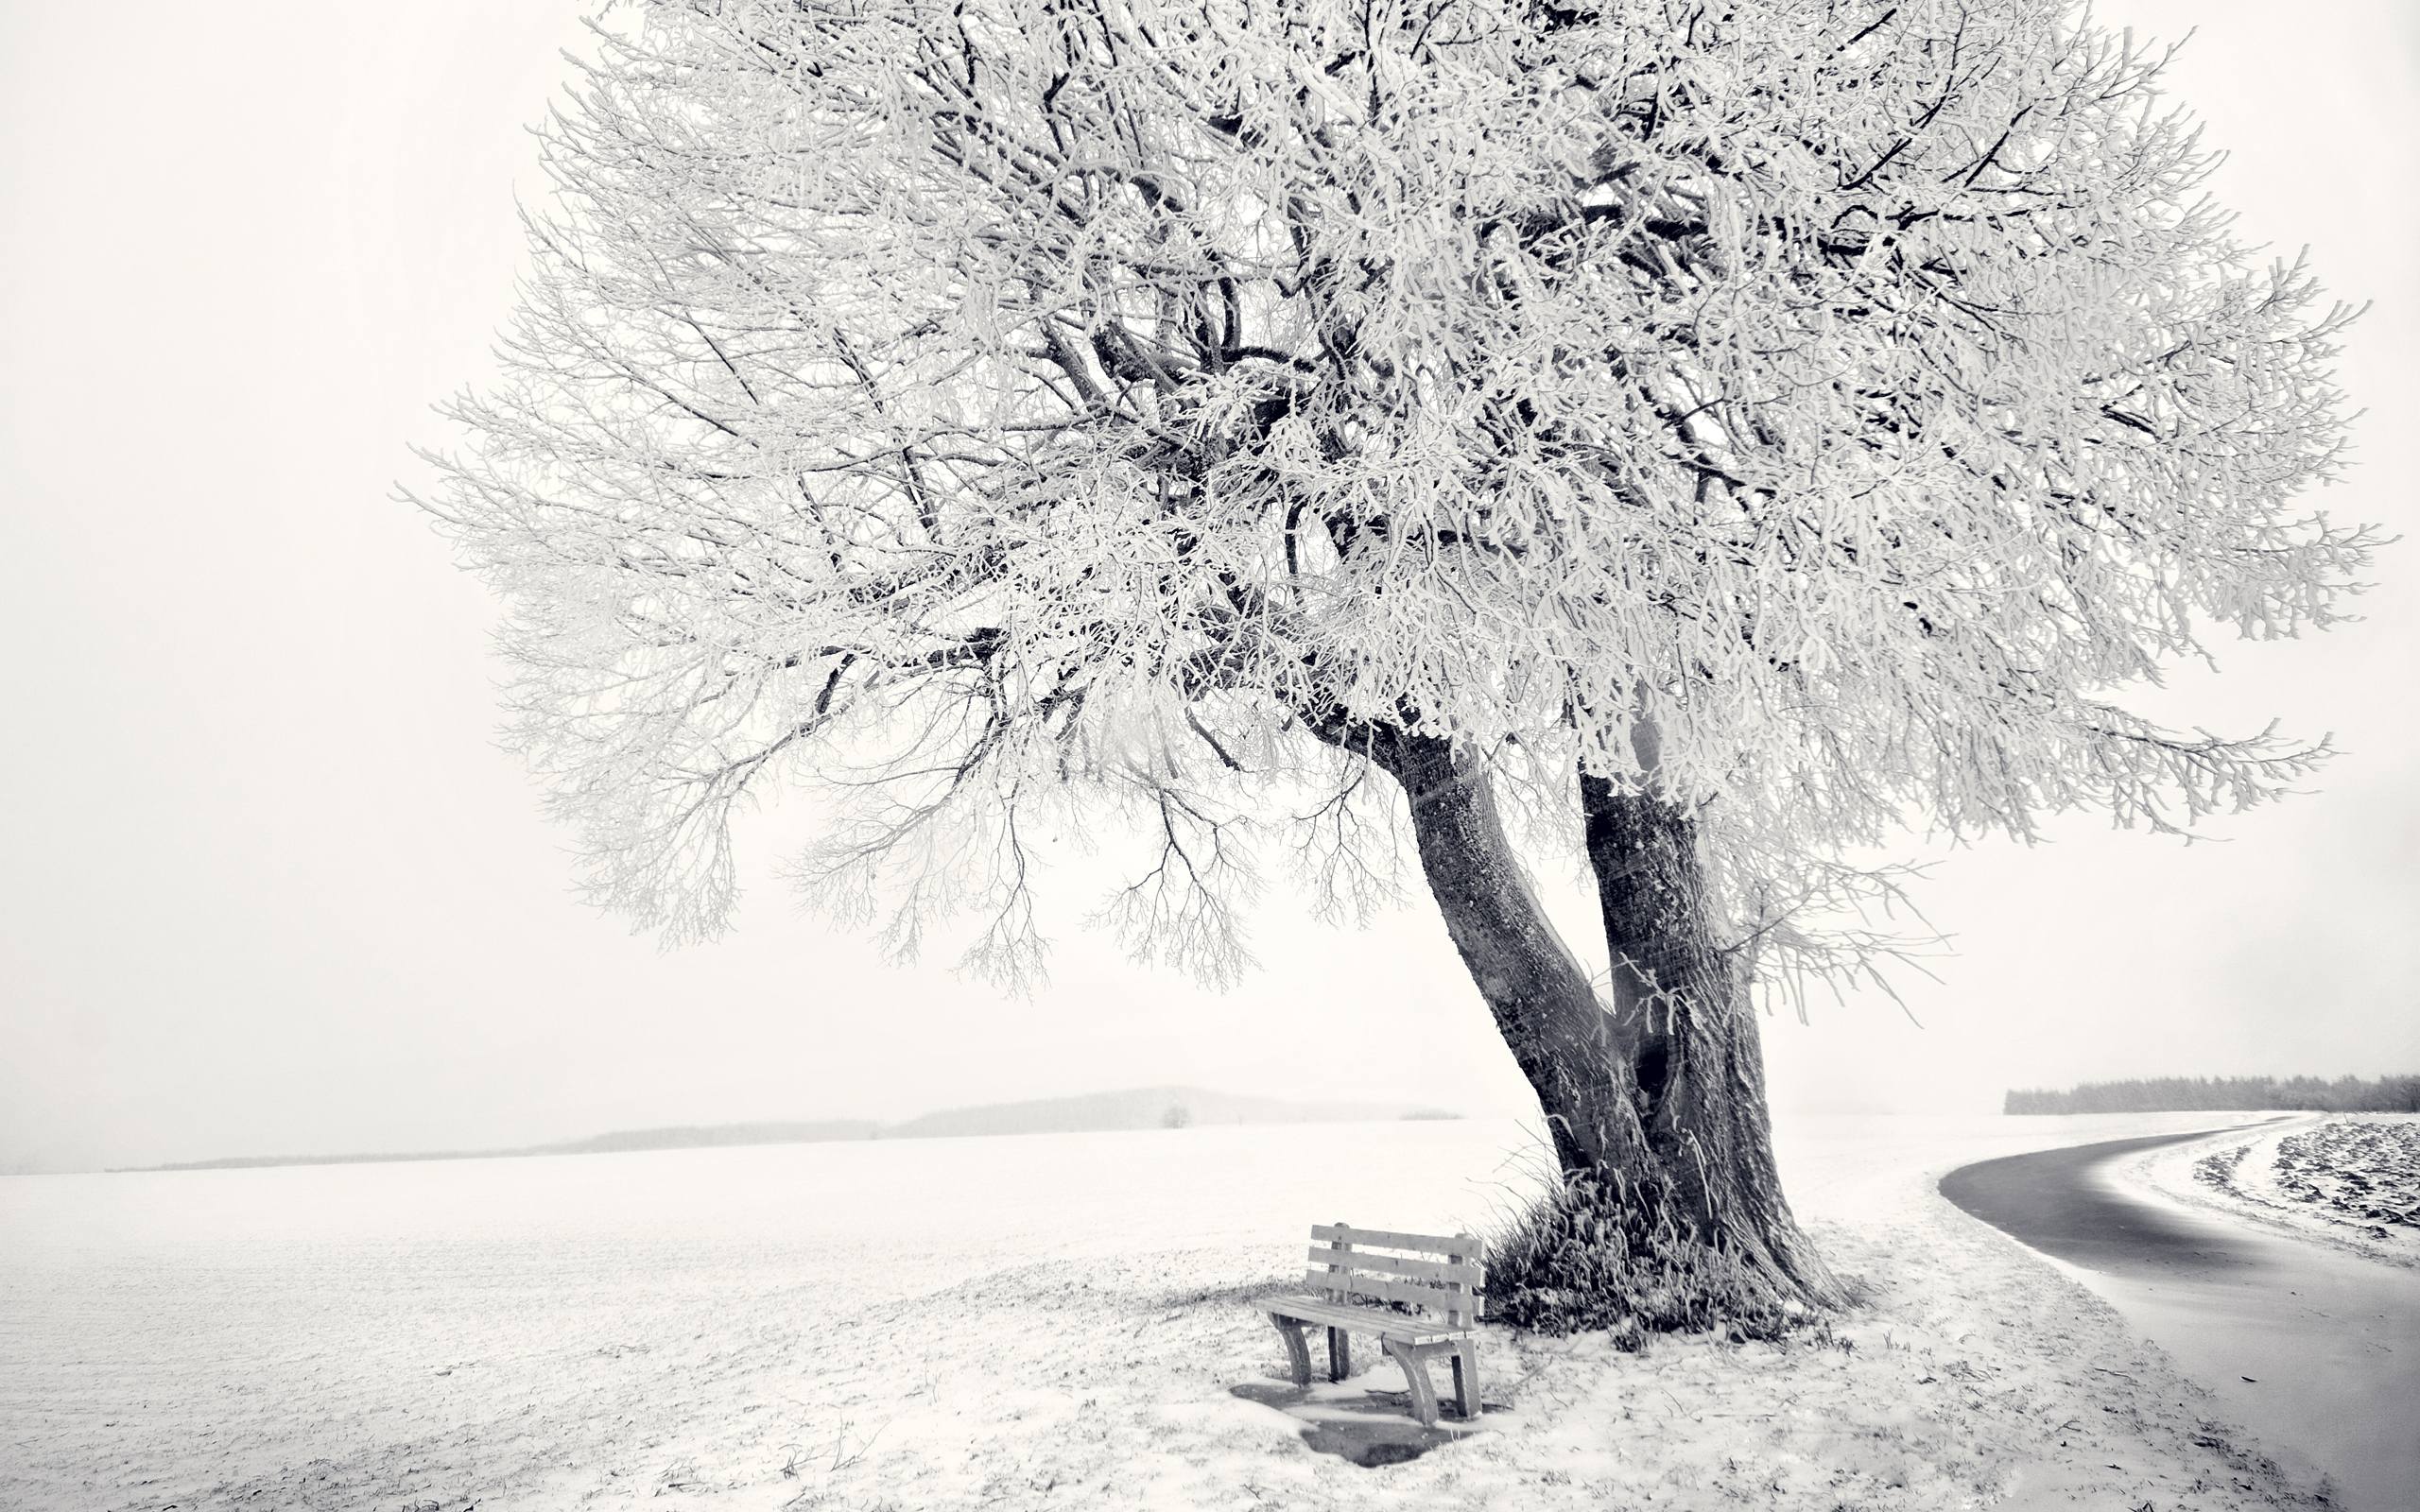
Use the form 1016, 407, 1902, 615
1940, 1126, 2260, 1275
1942, 1125, 2420, 1510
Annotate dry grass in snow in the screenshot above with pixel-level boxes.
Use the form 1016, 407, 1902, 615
0, 1114, 2333, 1511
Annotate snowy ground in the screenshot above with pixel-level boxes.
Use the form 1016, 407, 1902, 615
0, 1113, 2333, 1511
2125, 1113, 2420, 1270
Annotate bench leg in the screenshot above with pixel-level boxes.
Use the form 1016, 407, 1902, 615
1450, 1342, 1478, 1419
1269, 1314, 1313, 1387
1326, 1326, 1351, 1382
1380, 1338, 1440, 1428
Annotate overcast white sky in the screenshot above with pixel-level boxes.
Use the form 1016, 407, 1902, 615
2, 2, 2414, 1174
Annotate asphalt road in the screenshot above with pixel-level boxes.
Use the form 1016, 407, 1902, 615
1940, 1123, 2420, 1510
1937, 1125, 2264, 1275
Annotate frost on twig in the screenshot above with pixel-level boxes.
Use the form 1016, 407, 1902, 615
411, 0, 2372, 994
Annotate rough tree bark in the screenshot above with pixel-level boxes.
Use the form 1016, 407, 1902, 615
1340, 721, 1844, 1312
1575, 765, 1842, 1305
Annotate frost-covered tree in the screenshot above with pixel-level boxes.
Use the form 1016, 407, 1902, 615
416, 0, 2370, 1325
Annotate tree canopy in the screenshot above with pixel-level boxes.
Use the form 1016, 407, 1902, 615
418, 0, 2369, 988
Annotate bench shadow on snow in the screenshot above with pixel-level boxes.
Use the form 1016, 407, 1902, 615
1229, 1380, 1501, 1467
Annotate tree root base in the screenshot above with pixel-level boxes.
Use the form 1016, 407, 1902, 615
1485, 1176, 1851, 1347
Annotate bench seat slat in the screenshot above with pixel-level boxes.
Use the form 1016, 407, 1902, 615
1306, 1245, 1479, 1287
1311, 1223, 1472, 1255
1264, 1294, 1470, 1345
1304, 1270, 1482, 1320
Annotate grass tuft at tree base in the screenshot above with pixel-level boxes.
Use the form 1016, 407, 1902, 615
1485, 1174, 1841, 1349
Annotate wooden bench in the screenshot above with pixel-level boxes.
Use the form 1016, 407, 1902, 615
1263, 1222, 1482, 1428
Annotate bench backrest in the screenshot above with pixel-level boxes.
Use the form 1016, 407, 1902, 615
1306, 1222, 1483, 1326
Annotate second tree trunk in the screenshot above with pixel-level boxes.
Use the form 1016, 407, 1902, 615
1382, 733, 1841, 1312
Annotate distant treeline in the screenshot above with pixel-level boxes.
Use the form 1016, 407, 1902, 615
2006, 1075, 2420, 1115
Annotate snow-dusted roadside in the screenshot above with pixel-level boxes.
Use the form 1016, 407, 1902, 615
0, 1115, 2331, 1512
2121, 1113, 2420, 1271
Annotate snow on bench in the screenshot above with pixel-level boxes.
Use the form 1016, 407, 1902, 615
1261, 1222, 1482, 1428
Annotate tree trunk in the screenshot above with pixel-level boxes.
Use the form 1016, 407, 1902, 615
1575, 767, 1841, 1304
1374, 730, 1843, 1312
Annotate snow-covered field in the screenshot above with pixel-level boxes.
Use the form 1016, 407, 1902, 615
0, 1113, 2328, 1511
2128, 1112, 2420, 1269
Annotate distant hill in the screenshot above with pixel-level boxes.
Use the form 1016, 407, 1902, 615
543, 1120, 881, 1154
139, 1148, 488, 1173
136, 1119, 881, 1172
120, 1088, 1453, 1172
884, 1086, 1440, 1139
